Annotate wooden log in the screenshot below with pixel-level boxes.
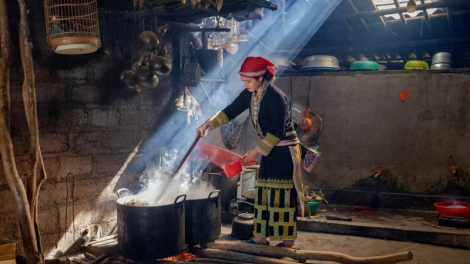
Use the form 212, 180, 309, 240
205, 241, 413, 264
88, 234, 117, 244
87, 240, 117, 248
193, 248, 300, 264
83, 252, 97, 260
187, 258, 254, 263
155, 261, 242, 264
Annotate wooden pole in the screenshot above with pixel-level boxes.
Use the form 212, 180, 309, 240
193, 248, 300, 264
18, 0, 47, 261
204, 241, 413, 264
0, 1, 43, 264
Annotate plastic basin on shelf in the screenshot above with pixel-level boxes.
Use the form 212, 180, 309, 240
434, 201, 470, 218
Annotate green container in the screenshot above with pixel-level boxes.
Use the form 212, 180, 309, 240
307, 201, 319, 215
350, 61, 379, 71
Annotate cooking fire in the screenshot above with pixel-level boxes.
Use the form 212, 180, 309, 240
64, 235, 413, 264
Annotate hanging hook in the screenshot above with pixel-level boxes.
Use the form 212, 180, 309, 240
65, 173, 75, 240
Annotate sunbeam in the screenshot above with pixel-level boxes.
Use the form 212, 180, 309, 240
126, 0, 341, 203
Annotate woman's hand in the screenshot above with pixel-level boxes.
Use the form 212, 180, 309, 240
196, 122, 210, 138
242, 148, 259, 163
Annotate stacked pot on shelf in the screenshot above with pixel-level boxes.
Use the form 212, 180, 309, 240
120, 24, 172, 92
431, 52, 453, 69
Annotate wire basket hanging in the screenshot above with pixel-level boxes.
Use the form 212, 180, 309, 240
44, 0, 102, 55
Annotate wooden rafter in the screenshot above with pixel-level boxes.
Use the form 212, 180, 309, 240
321, 11, 468, 33
347, 0, 374, 39
445, 7, 455, 37
419, 0, 434, 38
346, 0, 378, 61
333, 11, 355, 43
343, 1, 469, 19
392, 0, 411, 37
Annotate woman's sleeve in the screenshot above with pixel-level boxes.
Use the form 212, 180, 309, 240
207, 89, 251, 129
256, 93, 287, 156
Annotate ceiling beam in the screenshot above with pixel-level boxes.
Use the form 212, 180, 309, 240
446, 7, 455, 36
346, 0, 374, 40
392, 0, 411, 37
316, 11, 469, 35
342, 1, 470, 19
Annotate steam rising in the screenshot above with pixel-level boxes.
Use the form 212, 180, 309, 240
133, 0, 341, 203
130, 147, 214, 204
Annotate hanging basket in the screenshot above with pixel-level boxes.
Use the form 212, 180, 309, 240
44, 0, 102, 55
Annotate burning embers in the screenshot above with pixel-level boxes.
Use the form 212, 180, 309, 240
97, 247, 196, 264
157, 249, 197, 262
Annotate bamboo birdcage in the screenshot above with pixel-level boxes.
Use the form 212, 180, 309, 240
44, 0, 101, 55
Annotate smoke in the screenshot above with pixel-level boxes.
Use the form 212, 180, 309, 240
131, 147, 214, 204
132, 0, 341, 203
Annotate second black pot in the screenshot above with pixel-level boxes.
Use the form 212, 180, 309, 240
185, 190, 221, 245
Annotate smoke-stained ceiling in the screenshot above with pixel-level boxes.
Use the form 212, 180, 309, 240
303, 0, 470, 68
97, 0, 470, 69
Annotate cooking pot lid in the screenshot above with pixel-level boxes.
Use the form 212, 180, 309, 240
238, 213, 254, 220
242, 189, 256, 199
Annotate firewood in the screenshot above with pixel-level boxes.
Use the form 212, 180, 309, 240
188, 258, 254, 263
193, 248, 301, 264
89, 254, 107, 264
186, 258, 255, 264
155, 261, 246, 264
88, 234, 117, 245
83, 252, 97, 260
204, 241, 413, 264
70, 257, 91, 264
155, 259, 253, 264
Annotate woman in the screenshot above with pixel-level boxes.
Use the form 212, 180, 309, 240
197, 56, 305, 248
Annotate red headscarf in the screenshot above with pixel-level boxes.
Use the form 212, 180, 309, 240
238, 56, 278, 78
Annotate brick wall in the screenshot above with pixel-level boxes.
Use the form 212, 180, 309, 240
0, 8, 177, 258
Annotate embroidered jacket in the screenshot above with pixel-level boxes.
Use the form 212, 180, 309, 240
207, 84, 297, 156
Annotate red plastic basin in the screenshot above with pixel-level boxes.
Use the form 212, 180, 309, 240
434, 201, 470, 218
196, 143, 256, 177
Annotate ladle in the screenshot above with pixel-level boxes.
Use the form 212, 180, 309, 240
155, 133, 201, 202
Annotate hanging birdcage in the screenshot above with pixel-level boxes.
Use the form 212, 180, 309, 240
44, 0, 101, 55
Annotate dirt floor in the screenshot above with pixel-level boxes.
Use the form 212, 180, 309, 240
76, 204, 469, 264
220, 203, 470, 264
220, 224, 470, 264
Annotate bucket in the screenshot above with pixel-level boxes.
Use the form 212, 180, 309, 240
307, 201, 319, 215
237, 169, 256, 199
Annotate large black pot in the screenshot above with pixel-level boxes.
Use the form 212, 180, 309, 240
117, 194, 186, 262
185, 190, 221, 245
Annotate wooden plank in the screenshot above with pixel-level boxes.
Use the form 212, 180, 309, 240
0, 243, 15, 262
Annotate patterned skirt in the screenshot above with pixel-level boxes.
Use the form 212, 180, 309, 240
253, 178, 298, 240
